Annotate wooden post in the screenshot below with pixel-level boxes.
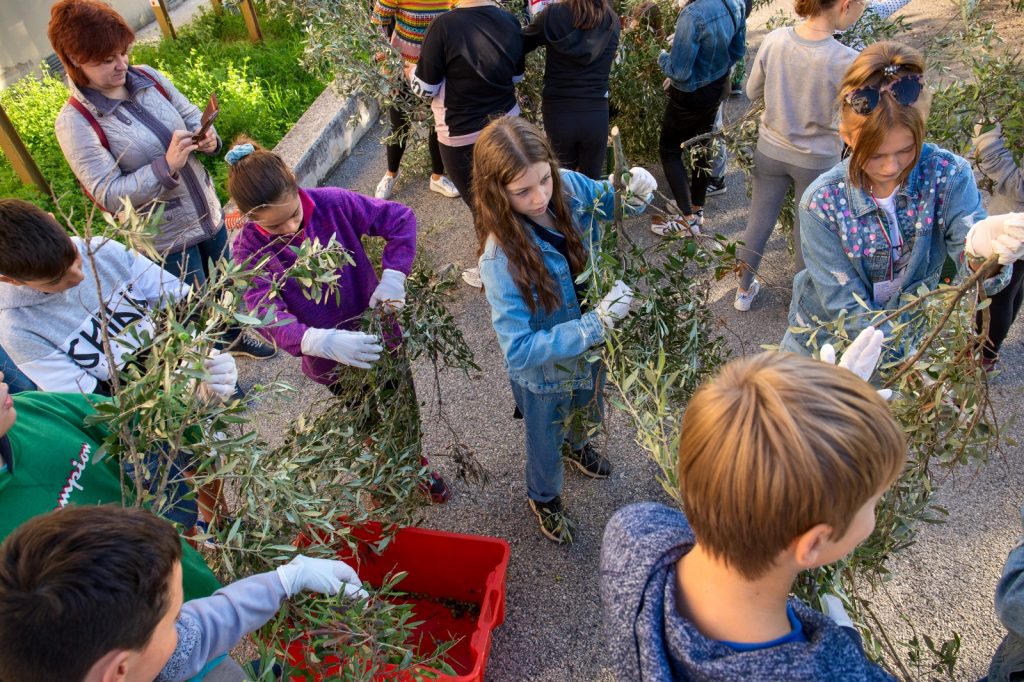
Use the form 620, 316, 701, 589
210, 0, 224, 15
0, 104, 50, 194
150, 0, 177, 39
239, 0, 264, 44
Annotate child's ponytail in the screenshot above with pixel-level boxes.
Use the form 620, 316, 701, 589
225, 136, 299, 215
793, 0, 840, 18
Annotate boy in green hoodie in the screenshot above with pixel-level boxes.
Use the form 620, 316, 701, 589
0, 371, 220, 601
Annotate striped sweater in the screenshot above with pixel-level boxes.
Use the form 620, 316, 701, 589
371, 0, 450, 63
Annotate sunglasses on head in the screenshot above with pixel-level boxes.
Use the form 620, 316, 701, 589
843, 74, 923, 115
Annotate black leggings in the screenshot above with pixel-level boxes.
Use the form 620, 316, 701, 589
438, 141, 476, 211
386, 105, 444, 176
978, 259, 1024, 359
542, 104, 609, 180
658, 75, 728, 215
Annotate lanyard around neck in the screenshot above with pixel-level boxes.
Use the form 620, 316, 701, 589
870, 189, 903, 281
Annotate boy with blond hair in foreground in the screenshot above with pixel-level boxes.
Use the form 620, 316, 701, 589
601, 328, 903, 680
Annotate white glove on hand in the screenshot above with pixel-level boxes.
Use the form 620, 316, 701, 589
276, 555, 367, 599
819, 326, 892, 401
596, 280, 634, 329
301, 327, 383, 369
966, 213, 1024, 265
196, 350, 237, 402
609, 167, 657, 209
368, 268, 407, 312
821, 594, 854, 629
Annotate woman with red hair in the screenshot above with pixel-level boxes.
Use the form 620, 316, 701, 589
47, 0, 274, 360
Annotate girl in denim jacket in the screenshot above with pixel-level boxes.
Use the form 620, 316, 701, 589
783, 42, 1024, 356
473, 117, 655, 544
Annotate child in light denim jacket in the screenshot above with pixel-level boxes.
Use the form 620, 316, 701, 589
472, 116, 655, 544
651, 0, 745, 237
782, 42, 1023, 356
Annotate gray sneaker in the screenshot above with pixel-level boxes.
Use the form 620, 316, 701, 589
733, 280, 761, 312
375, 173, 398, 200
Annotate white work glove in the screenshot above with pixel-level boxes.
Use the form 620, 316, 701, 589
821, 594, 854, 629
609, 167, 657, 209
196, 350, 237, 402
596, 280, 634, 329
276, 555, 367, 599
301, 327, 383, 369
965, 213, 1024, 266
819, 326, 892, 401
368, 268, 407, 312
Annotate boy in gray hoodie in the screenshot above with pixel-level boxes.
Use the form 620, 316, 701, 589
601, 329, 903, 681
0, 199, 234, 397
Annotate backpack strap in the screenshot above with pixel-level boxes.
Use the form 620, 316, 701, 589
67, 96, 109, 150
66, 97, 113, 211
130, 66, 171, 102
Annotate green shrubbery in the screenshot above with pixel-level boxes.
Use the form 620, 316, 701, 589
0, 5, 326, 220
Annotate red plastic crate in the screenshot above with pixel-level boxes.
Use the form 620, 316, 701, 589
285, 524, 510, 681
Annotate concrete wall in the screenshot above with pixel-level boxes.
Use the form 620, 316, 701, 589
0, 0, 183, 88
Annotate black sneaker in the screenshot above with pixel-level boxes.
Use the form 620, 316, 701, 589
227, 334, 277, 360
730, 82, 743, 97
528, 496, 576, 544
705, 177, 726, 197
563, 442, 611, 479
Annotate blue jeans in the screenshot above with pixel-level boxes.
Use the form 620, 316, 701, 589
0, 344, 36, 393
161, 225, 239, 345
123, 444, 199, 528
161, 225, 229, 287
510, 360, 605, 503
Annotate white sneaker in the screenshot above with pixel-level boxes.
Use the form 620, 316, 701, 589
375, 173, 398, 200
651, 214, 701, 237
733, 280, 761, 312
429, 175, 460, 198
461, 267, 482, 288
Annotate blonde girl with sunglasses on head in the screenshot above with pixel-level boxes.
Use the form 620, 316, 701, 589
781, 42, 1024, 357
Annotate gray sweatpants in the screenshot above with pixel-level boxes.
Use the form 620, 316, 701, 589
738, 149, 834, 290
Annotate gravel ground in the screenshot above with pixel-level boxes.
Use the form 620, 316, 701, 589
230, 3, 1024, 679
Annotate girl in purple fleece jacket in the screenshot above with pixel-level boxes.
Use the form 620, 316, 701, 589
225, 139, 450, 502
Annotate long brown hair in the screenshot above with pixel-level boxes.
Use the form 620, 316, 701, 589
472, 117, 588, 315
565, 0, 614, 30
838, 41, 930, 190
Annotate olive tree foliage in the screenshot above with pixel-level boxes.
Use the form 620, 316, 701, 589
55, 197, 477, 678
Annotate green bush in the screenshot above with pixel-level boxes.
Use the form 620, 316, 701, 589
0, 5, 326, 222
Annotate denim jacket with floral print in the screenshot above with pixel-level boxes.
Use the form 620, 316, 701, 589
479, 169, 642, 394
783, 143, 1010, 354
